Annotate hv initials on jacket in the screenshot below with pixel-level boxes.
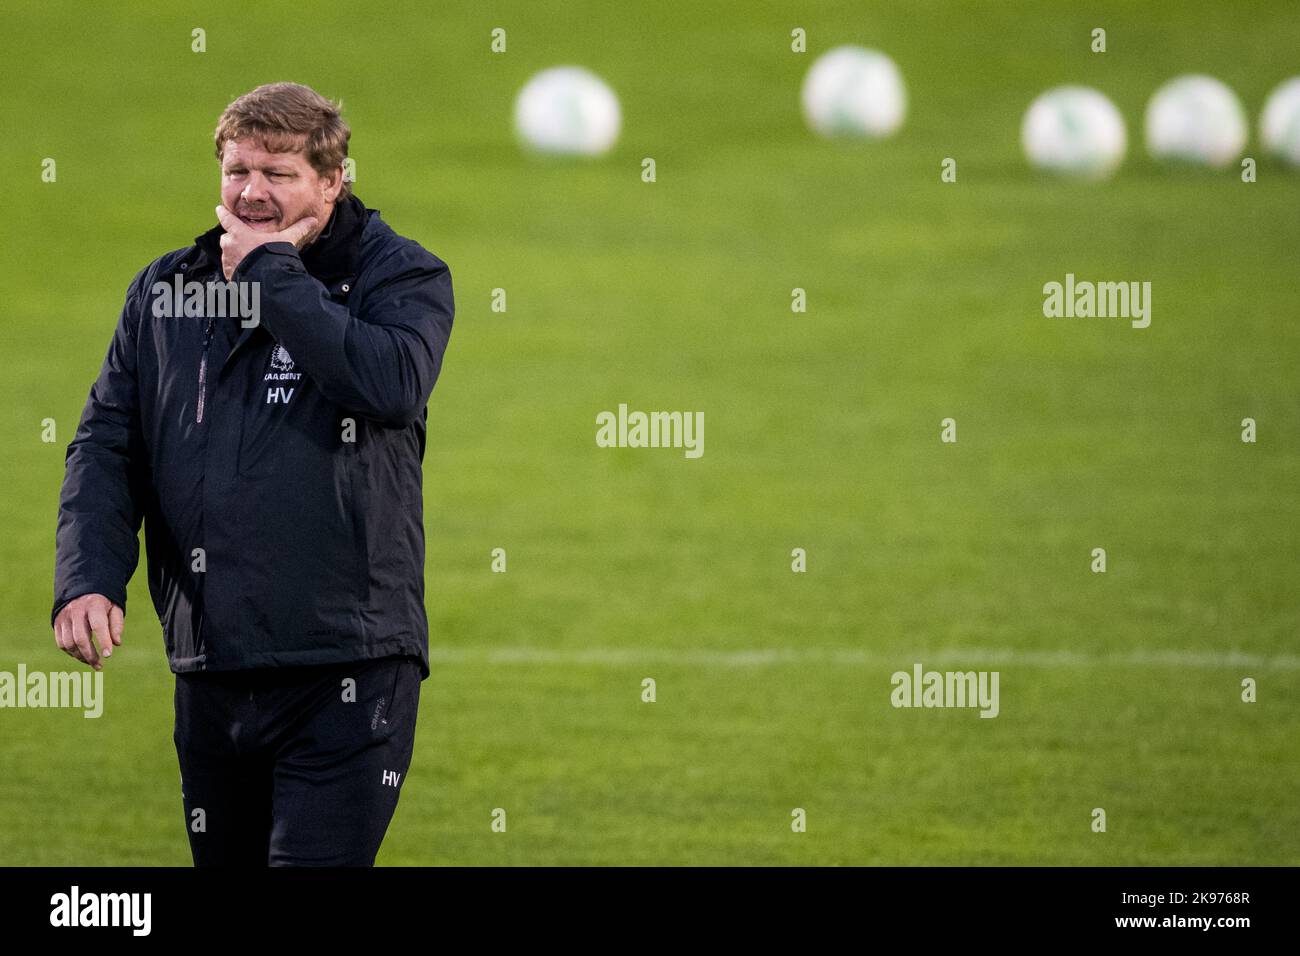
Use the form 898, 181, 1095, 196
53, 196, 454, 679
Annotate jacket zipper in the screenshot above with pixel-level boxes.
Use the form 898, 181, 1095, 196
196, 316, 216, 424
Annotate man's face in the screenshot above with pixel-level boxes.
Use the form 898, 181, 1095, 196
219, 137, 341, 244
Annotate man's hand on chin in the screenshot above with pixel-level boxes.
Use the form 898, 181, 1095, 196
215, 205, 319, 280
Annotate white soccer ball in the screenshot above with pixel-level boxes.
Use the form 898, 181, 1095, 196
1021, 86, 1127, 178
1145, 74, 1247, 168
1260, 77, 1300, 166
801, 46, 906, 139
514, 66, 621, 156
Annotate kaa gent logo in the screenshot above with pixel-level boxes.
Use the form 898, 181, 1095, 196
270, 344, 294, 371
265, 344, 301, 405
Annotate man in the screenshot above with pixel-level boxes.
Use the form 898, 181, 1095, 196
51, 82, 455, 866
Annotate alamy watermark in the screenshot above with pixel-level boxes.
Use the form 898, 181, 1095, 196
1042, 273, 1151, 329
0, 665, 103, 718
151, 274, 261, 328
595, 403, 704, 458
49, 886, 150, 935
890, 662, 1000, 718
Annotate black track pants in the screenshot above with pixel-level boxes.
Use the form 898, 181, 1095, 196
173, 654, 421, 866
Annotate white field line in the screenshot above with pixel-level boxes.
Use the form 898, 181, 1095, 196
427, 647, 1300, 669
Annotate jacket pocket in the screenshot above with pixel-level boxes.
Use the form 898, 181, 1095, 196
346, 450, 372, 609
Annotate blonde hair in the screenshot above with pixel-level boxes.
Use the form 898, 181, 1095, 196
214, 82, 351, 198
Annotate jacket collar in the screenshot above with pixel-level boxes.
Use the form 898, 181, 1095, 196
192, 193, 369, 284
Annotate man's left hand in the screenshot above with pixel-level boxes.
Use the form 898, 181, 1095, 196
215, 205, 319, 280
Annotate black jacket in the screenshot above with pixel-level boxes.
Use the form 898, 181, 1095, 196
53, 195, 454, 679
